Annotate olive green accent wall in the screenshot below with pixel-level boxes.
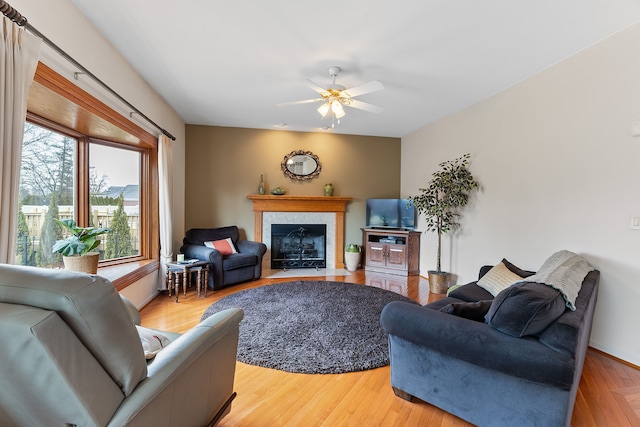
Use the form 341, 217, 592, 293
185, 125, 401, 248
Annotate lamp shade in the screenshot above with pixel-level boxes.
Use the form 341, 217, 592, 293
331, 100, 345, 119
317, 102, 330, 117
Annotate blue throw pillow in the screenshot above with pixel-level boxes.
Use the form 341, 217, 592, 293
448, 283, 494, 302
485, 282, 566, 337
439, 300, 493, 322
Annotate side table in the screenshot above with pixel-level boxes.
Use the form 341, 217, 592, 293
166, 260, 209, 302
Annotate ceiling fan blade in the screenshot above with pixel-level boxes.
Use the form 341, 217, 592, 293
305, 79, 329, 95
277, 98, 324, 107
342, 80, 384, 98
346, 99, 384, 114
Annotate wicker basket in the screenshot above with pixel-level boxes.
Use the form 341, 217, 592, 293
62, 252, 100, 274
428, 271, 450, 294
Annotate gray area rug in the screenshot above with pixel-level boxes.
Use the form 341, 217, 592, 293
201, 280, 418, 374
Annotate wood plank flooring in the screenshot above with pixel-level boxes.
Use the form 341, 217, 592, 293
139, 270, 640, 426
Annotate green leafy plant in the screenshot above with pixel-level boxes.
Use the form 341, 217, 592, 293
408, 153, 479, 272
52, 219, 111, 257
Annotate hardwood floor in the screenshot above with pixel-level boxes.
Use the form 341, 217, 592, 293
140, 270, 640, 426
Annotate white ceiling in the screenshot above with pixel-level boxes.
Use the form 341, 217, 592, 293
70, 0, 640, 138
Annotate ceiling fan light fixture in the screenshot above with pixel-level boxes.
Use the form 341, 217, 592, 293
280, 65, 383, 128
332, 100, 345, 119
317, 102, 330, 117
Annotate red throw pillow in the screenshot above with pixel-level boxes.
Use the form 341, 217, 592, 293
204, 238, 238, 255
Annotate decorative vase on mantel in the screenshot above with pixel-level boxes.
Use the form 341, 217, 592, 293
324, 183, 334, 196
258, 174, 266, 195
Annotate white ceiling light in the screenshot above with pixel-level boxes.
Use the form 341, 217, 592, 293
317, 102, 330, 117
331, 99, 345, 119
279, 66, 384, 128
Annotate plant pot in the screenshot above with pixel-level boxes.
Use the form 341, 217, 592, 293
344, 250, 361, 271
428, 270, 450, 294
63, 252, 100, 274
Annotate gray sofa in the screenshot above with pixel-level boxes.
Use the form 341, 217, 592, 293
181, 226, 267, 290
0, 264, 243, 427
381, 257, 599, 427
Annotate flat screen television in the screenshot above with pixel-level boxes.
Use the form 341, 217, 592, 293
365, 198, 417, 230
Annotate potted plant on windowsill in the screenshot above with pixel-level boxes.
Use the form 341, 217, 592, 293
408, 153, 479, 294
52, 219, 111, 274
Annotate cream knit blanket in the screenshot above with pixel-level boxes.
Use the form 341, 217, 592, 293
518, 250, 594, 311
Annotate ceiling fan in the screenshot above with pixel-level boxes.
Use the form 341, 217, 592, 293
279, 66, 384, 127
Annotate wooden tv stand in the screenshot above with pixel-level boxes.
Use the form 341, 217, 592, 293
362, 228, 421, 276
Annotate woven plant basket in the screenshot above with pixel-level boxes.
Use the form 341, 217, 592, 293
63, 252, 100, 274
428, 271, 450, 294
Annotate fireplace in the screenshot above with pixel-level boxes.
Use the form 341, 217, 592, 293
271, 224, 326, 269
246, 195, 352, 270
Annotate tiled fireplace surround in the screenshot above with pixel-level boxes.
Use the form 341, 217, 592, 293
246, 195, 352, 270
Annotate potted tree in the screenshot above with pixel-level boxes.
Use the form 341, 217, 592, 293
52, 219, 111, 274
408, 153, 479, 293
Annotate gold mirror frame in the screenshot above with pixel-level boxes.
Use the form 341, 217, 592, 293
281, 150, 322, 181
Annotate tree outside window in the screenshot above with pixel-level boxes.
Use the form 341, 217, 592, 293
17, 123, 74, 268
104, 193, 134, 259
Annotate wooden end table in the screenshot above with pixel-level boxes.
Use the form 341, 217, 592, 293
166, 260, 210, 302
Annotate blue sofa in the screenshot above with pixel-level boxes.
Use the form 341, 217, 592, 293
381, 260, 599, 427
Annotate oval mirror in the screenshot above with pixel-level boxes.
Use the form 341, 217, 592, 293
281, 150, 322, 181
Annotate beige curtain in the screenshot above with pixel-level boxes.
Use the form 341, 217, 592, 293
157, 133, 173, 289
0, 17, 41, 264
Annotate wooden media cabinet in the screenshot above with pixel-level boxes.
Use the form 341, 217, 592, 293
362, 228, 421, 276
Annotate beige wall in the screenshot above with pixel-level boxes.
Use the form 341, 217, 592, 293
402, 22, 640, 365
185, 126, 401, 248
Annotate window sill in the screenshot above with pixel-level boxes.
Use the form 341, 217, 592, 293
98, 259, 159, 291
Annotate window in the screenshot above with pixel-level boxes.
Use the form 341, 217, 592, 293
89, 143, 141, 261
17, 123, 76, 267
17, 62, 160, 282
16, 122, 145, 267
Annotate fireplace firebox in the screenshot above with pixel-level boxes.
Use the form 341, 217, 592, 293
271, 224, 326, 269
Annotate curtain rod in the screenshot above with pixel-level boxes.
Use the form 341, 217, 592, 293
1, 0, 176, 141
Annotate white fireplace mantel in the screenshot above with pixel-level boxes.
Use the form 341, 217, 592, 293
246, 195, 352, 269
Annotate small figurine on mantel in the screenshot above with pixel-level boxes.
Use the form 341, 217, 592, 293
324, 183, 334, 196
258, 174, 266, 195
